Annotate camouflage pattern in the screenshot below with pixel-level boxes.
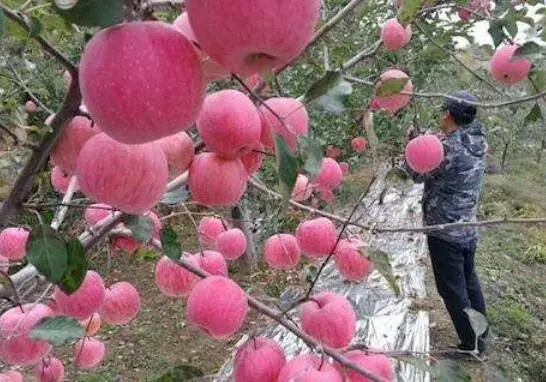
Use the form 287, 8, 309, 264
405, 121, 487, 244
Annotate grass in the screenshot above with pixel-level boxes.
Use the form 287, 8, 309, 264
468, 154, 546, 381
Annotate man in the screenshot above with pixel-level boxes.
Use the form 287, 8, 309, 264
405, 91, 489, 358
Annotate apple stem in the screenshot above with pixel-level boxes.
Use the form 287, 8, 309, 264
304, 297, 322, 308
318, 353, 325, 371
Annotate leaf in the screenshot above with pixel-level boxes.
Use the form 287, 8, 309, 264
315, 80, 353, 115
503, 13, 518, 38
53, 0, 125, 28
433, 359, 471, 382
161, 186, 189, 206
154, 364, 204, 381
275, 133, 298, 203
160, 227, 181, 261
303, 71, 342, 103
524, 104, 543, 126
455, 0, 471, 5
122, 215, 153, 243
57, 239, 87, 294
26, 224, 68, 284
54, 0, 79, 10
364, 249, 401, 296
397, 0, 425, 26
29, 316, 85, 346
529, 68, 546, 92
375, 77, 409, 97
0, 9, 5, 36
29, 16, 42, 37
299, 136, 323, 179
488, 20, 506, 48
463, 308, 489, 338
513, 41, 541, 59
385, 167, 412, 185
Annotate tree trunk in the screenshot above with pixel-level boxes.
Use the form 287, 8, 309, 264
501, 140, 511, 171
231, 204, 257, 272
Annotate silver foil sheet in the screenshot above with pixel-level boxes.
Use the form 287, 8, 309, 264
216, 171, 430, 381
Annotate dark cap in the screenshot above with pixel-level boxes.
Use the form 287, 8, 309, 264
443, 91, 478, 126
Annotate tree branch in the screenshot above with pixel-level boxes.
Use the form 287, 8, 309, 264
249, 178, 546, 233
340, 40, 383, 72
345, 76, 546, 108
0, 77, 82, 228
274, 0, 368, 75
0, 3, 77, 75
2, 56, 54, 115
413, 21, 504, 96
50, 176, 78, 231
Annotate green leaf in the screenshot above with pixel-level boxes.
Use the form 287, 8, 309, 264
503, 13, 518, 38
385, 167, 412, 186
433, 359, 471, 381
315, 80, 353, 115
53, 0, 125, 28
58, 239, 87, 294
275, 133, 298, 203
303, 71, 342, 103
514, 41, 541, 59
54, 0, 79, 10
488, 20, 506, 47
463, 308, 489, 339
364, 249, 401, 296
299, 136, 323, 179
524, 104, 543, 126
160, 227, 181, 260
29, 316, 85, 346
529, 68, 546, 92
161, 186, 189, 206
29, 16, 42, 37
26, 225, 68, 284
122, 215, 153, 243
0, 9, 5, 36
375, 77, 409, 97
455, 0, 471, 5
397, 0, 425, 26
154, 364, 204, 381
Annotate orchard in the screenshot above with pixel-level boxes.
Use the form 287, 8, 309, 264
0, 0, 545, 381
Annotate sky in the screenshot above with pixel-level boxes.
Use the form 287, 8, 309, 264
453, 3, 546, 48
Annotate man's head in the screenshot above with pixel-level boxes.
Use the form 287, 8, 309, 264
440, 91, 478, 133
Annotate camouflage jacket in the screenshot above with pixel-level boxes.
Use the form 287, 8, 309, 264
405, 121, 487, 244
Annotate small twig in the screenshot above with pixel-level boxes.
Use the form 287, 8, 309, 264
50, 176, 78, 231
0, 122, 19, 145
182, 202, 205, 254
249, 178, 546, 233
0, 3, 77, 75
0, 271, 21, 307
304, 176, 376, 298
232, 73, 298, 137
345, 76, 546, 108
414, 21, 503, 96
3, 56, 54, 115
274, 0, 368, 75
340, 40, 383, 72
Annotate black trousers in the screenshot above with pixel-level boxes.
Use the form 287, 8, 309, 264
427, 235, 487, 349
